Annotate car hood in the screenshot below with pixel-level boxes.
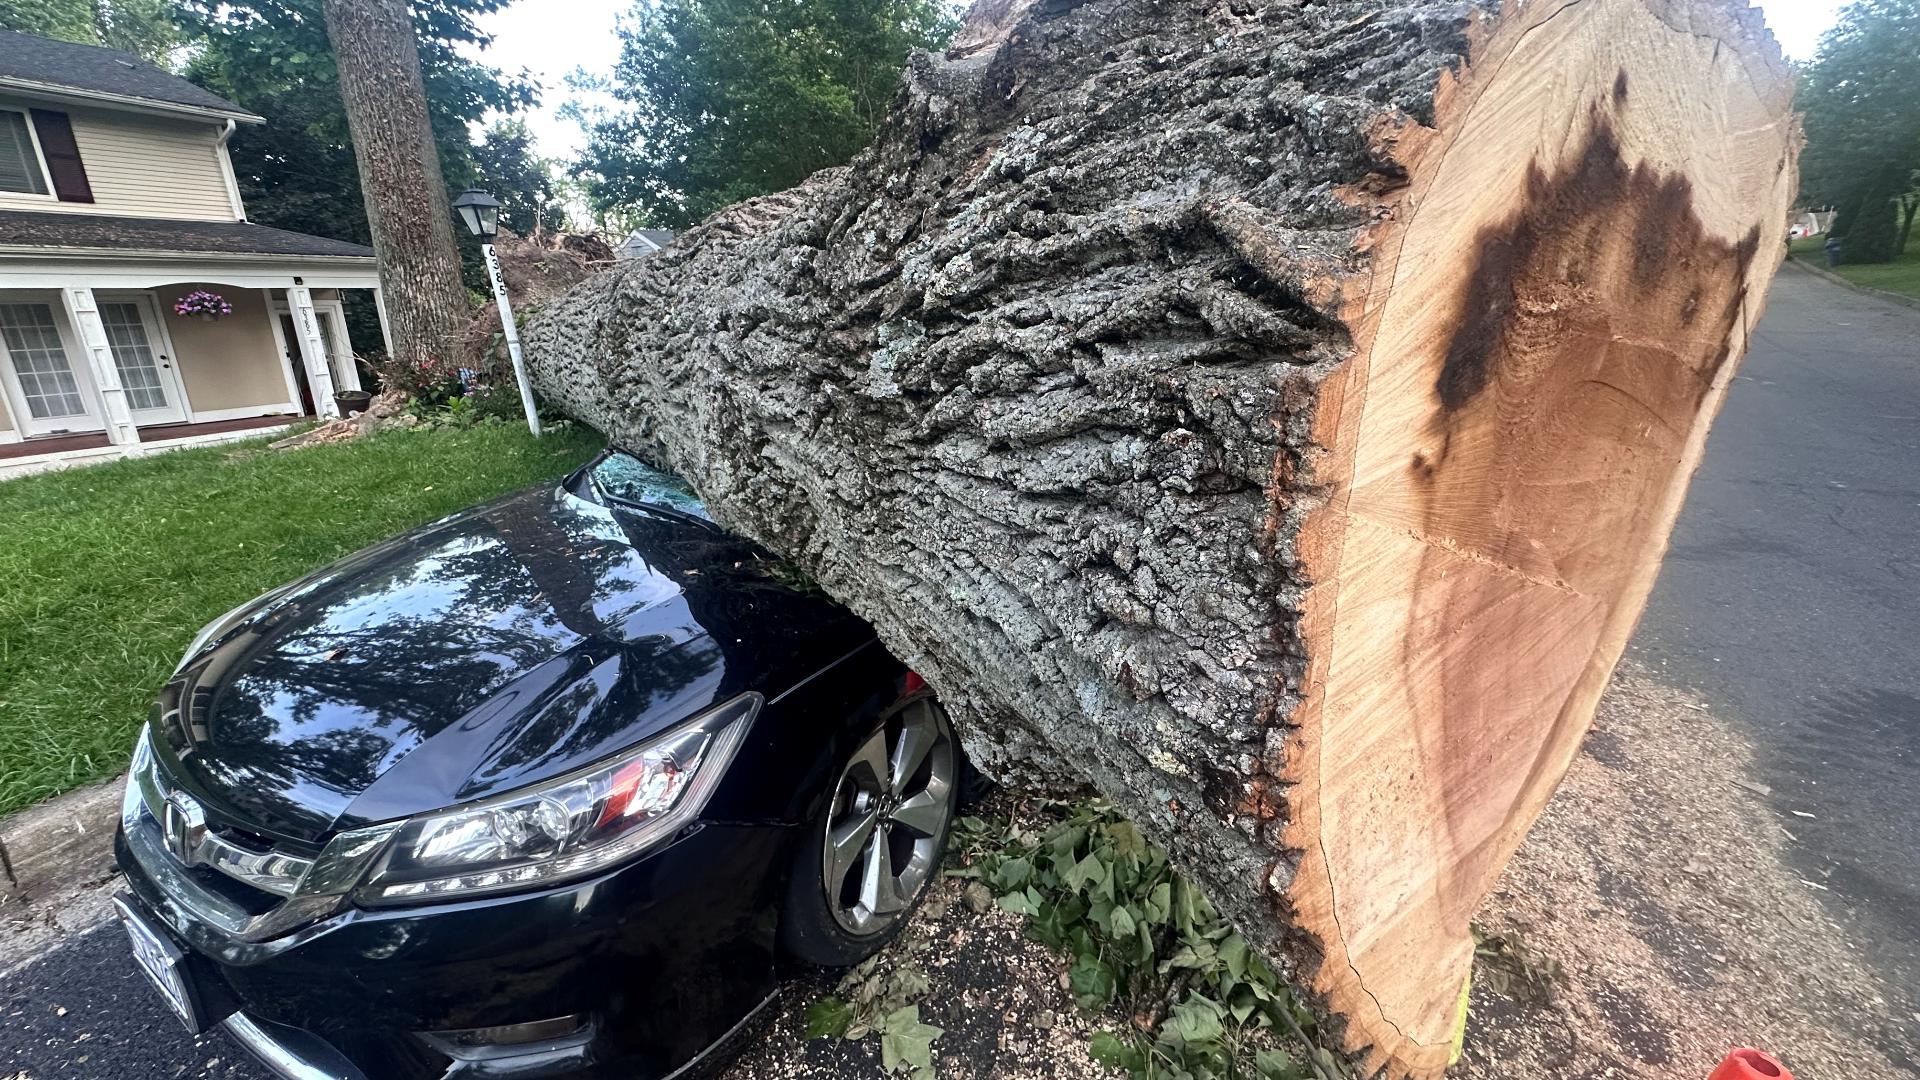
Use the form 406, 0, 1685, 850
152, 478, 855, 845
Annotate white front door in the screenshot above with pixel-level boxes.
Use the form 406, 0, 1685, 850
0, 300, 103, 436
96, 294, 188, 426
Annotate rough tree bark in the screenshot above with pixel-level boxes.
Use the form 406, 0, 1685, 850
525, 0, 1796, 1073
322, 0, 469, 363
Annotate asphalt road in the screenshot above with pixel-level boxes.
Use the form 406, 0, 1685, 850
1, 264, 1914, 1077
1, 920, 269, 1079
1631, 263, 1920, 1016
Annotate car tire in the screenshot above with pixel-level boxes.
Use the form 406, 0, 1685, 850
778, 694, 960, 967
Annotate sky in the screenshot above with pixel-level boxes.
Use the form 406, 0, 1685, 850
466, 0, 627, 161
464, 0, 1852, 166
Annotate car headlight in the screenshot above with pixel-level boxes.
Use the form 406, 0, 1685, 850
355, 693, 761, 905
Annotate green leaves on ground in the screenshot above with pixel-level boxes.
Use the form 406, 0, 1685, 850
878, 1006, 943, 1080
804, 949, 943, 1078
804, 996, 856, 1040
951, 804, 1345, 1080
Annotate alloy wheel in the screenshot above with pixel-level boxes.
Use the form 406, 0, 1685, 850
821, 698, 956, 935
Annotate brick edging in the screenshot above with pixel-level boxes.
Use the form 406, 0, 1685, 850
1786, 254, 1920, 312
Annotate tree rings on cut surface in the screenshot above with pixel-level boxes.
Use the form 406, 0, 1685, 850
1285, 0, 1795, 1072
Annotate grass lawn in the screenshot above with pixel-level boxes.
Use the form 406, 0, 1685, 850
0, 421, 602, 817
1790, 230, 1920, 299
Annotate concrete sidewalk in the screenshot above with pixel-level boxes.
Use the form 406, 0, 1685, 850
1, 775, 125, 977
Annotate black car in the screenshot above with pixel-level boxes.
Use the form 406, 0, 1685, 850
113, 450, 964, 1079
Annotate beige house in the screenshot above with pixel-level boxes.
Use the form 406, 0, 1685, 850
0, 30, 387, 476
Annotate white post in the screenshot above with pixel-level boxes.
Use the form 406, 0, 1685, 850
61, 287, 139, 446
370, 285, 395, 359
482, 242, 542, 437
288, 284, 338, 418
318, 305, 362, 392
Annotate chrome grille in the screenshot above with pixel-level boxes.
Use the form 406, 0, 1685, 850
123, 729, 400, 943
131, 745, 313, 896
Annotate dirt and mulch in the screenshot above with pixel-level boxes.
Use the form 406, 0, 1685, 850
451, 227, 615, 374
724, 661, 1917, 1079
265, 388, 419, 449
719, 872, 1119, 1080
1459, 662, 1919, 1078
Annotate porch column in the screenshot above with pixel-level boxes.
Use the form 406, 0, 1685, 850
60, 287, 139, 446
288, 284, 338, 418
371, 285, 395, 358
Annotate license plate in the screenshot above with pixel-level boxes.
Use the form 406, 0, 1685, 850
115, 896, 203, 1034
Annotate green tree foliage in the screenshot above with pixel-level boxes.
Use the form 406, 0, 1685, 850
0, 0, 179, 63
1799, 0, 1920, 263
1841, 169, 1905, 263
176, 0, 534, 248
575, 0, 957, 227
1901, 171, 1920, 254
473, 119, 569, 233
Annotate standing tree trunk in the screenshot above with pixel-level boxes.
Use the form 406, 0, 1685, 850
526, 0, 1797, 1073
323, 0, 468, 363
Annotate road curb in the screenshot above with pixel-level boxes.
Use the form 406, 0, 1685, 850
0, 775, 124, 901
1785, 254, 1920, 311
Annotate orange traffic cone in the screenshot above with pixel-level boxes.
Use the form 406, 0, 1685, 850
1708, 1048, 1792, 1080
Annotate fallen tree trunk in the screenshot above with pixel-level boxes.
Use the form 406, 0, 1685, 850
525, 0, 1796, 1072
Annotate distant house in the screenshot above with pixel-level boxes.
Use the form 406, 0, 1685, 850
1788, 209, 1836, 239
615, 228, 675, 261
0, 30, 386, 477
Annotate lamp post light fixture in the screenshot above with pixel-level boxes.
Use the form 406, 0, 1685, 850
452, 187, 540, 436
452, 186, 499, 240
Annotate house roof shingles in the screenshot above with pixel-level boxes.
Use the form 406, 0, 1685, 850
0, 30, 259, 120
616, 229, 676, 259
0, 210, 375, 260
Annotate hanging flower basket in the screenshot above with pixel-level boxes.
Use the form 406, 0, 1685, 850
174, 290, 233, 320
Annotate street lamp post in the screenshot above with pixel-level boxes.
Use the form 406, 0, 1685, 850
452, 187, 541, 437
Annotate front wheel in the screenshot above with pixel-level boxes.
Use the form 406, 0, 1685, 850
778, 695, 958, 966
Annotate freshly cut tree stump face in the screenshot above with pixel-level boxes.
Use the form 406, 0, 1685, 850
1291, 0, 1792, 1068
524, 0, 1796, 1072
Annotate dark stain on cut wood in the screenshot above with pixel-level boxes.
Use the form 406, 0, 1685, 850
1613, 69, 1629, 105
1432, 111, 1755, 421
1680, 285, 1703, 326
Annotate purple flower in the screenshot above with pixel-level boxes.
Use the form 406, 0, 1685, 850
174, 290, 232, 318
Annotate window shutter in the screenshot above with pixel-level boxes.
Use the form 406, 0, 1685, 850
28, 110, 93, 204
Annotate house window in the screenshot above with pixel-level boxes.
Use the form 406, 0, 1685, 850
0, 303, 85, 419
0, 110, 50, 196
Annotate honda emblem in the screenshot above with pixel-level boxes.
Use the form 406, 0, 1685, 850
162, 790, 207, 865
